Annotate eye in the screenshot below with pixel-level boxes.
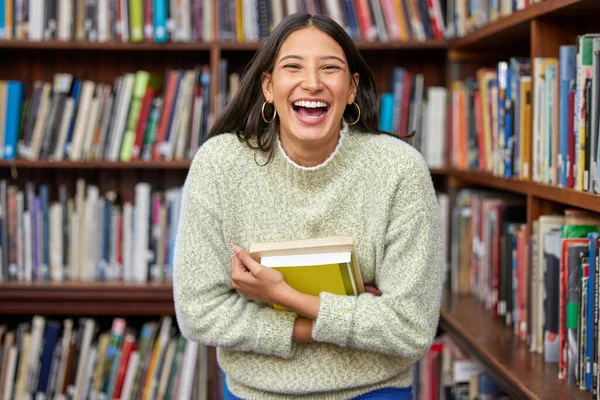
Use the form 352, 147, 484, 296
283, 64, 301, 70
323, 65, 341, 71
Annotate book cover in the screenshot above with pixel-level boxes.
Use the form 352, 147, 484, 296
249, 236, 365, 310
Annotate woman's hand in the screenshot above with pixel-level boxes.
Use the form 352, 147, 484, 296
231, 246, 289, 304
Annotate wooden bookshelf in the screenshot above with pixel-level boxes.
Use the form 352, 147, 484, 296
440, 289, 591, 400
448, 0, 600, 50
0, 282, 174, 315
2, 0, 600, 397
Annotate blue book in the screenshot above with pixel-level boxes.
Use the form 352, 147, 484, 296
0, 0, 5, 39
504, 66, 513, 178
63, 79, 83, 159
378, 93, 394, 133
37, 321, 61, 393
4, 81, 25, 160
586, 232, 599, 391
153, 0, 168, 42
559, 46, 577, 187
341, 0, 359, 41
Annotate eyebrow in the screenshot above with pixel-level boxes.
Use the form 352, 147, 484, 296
277, 55, 347, 65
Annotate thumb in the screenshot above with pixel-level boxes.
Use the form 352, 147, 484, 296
233, 246, 263, 274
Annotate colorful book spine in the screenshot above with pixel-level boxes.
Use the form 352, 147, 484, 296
559, 46, 577, 187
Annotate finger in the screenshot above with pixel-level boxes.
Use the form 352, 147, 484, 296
364, 285, 382, 296
233, 246, 263, 275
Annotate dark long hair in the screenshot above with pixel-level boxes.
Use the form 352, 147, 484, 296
208, 13, 382, 159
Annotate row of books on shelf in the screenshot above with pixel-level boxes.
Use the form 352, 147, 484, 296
448, 187, 600, 394
0, 179, 182, 283
445, 0, 543, 39
449, 33, 600, 194
0, 65, 211, 163
413, 334, 509, 400
0, 0, 446, 44
0, 315, 208, 400
377, 67, 447, 168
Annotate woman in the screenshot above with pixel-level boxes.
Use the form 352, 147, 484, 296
173, 12, 443, 400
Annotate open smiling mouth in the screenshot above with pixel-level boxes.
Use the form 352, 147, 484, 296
292, 100, 330, 120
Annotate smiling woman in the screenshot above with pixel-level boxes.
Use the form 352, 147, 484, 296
172, 12, 443, 400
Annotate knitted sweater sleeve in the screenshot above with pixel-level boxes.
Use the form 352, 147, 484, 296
311, 150, 444, 359
173, 147, 298, 359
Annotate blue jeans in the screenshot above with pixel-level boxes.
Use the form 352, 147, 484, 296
224, 386, 412, 399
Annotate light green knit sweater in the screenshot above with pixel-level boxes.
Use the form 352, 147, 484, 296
173, 122, 444, 399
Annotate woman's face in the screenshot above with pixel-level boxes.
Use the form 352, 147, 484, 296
262, 26, 359, 147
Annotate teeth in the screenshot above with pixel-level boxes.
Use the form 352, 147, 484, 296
293, 100, 328, 108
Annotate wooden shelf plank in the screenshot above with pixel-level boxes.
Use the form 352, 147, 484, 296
450, 169, 600, 213
440, 290, 591, 400
449, 169, 530, 195
0, 160, 191, 169
0, 40, 214, 51
529, 181, 600, 213
0, 282, 175, 315
448, 0, 600, 50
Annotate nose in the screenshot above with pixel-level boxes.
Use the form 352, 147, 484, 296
301, 69, 323, 92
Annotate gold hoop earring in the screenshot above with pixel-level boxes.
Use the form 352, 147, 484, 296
261, 101, 277, 123
344, 102, 360, 125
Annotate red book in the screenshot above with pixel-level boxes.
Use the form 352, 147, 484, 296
152, 71, 182, 161
112, 334, 137, 399
131, 88, 156, 161
143, 0, 153, 42
399, 71, 413, 138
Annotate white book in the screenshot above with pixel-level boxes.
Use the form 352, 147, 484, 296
69, 209, 79, 281
120, 0, 129, 42
68, 80, 95, 161
202, 0, 213, 41
425, 87, 448, 168
82, 185, 99, 281
177, 341, 199, 400
75, 179, 86, 279
57, 0, 74, 40
27, 316, 46, 393
174, 70, 197, 160
107, 74, 134, 161
52, 98, 75, 161
122, 202, 133, 282
50, 203, 64, 281
133, 183, 151, 283
97, 0, 109, 41
28, 83, 52, 160
370, 0, 388, 42
28, 0, 46, 40
189, 95, 204, 158
119, 351, 139, 400
2, 346, 18, 400
81, 96, 101, 161
73, 319, 95, 399
156, 339, 177, 399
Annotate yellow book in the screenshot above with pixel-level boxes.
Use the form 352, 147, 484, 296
249, 236, 365, 310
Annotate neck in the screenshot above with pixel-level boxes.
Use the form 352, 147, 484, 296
278, 128, 341, 168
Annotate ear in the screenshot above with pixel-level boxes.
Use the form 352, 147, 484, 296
348, 72, 359, 104
261, 72, 273, 102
